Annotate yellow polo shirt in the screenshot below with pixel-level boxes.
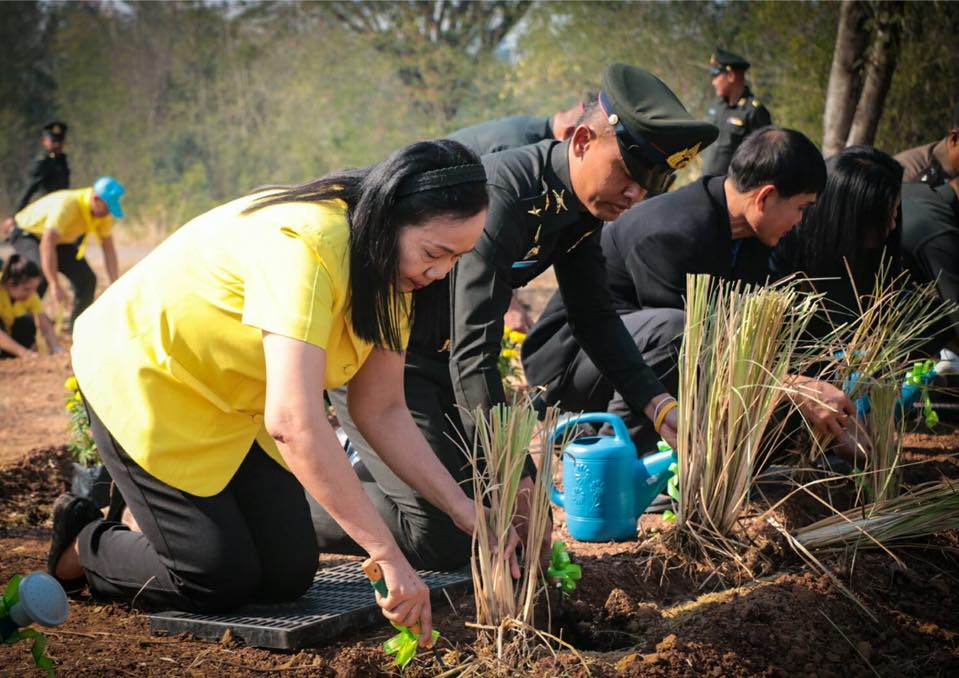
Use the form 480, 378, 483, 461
71, 193, 410, 496
0, 285, 42, 333
15, 188, 113, 250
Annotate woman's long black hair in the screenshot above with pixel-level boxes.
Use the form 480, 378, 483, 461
787, 145, 904, 281
244, 139, 488, 351
1, 254, 42, 286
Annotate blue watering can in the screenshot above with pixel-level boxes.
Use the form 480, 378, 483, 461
550, 413, 676, 542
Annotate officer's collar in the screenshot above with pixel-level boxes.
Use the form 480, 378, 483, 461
546, 139, 585, 214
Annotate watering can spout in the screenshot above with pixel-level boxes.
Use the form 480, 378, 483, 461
633, 447, 677, 516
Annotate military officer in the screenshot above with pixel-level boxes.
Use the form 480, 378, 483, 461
448, 98, 590, 157
311, 64, 718, 569
449, 97, 592, 331
702, 49, 772, 176
895, 104, 959, 187
3, 122, 71, 239
521, 127, 860, 457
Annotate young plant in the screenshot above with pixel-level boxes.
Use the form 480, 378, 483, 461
64, 376, 99, 467
676, 275, 818, 555
861, 379, 903, 504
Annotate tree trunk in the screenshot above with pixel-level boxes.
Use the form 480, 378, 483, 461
846, 2, 904, 147
822, 0, 871, 157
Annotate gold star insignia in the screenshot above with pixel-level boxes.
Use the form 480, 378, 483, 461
524, 245, 541, 259
543, 192, 550, 213
553, 189, 567, 213
666, 142, 703, 170
527, 206, 542, 217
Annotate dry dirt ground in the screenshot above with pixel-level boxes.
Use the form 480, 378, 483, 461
1, 253, 958, 675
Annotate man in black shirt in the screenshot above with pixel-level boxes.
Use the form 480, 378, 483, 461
448, 99, 589, 157
523, 127, 857, 454
312, 64, 718, 568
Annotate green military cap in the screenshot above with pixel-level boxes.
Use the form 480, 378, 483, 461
709, 48, 751, 76
600, 63, 719, 193
42, 121, 68, 141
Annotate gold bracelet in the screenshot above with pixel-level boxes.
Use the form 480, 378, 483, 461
654, 400, 678, 433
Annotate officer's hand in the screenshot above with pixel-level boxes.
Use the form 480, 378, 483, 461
790, 376, 856, 440
504, 295, 533, 334
658, 408, 679, 449
376, 552, 433, 647
833, 416, 872, 467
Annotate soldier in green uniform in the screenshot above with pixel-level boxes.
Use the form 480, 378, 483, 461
3, 122, 71, 239
311, 64, 718, 569
702, 49, 772, 176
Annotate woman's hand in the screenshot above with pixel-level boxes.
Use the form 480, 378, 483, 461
375, 550, 433, 647
450, 496, 522, 580
790, 376, 857, 439
643, 393, 678, 449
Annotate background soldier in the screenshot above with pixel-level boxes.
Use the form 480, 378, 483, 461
3, 121, 72, 239
895, 103, 959, 186
702, 48, 772, 176
448, 98, 591, 157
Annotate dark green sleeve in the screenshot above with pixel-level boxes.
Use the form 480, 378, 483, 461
16, 156, 48, 212
448, 186, 523, 431
914, 231, 959, 342
553, 229, 667, 414
751, 105, 772, 130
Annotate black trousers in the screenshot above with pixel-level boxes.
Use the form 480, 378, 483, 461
79, 402, 319, 612
0, 315, 36, 358
10, 227, 96, 326
310, 351, 472, 571
538, 308, 685, 455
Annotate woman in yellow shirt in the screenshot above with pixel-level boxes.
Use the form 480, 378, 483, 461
0, 255, 60, 358
52, 140, 511, 641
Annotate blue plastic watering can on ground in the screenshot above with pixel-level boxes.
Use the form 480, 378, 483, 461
550, 413, 676, 542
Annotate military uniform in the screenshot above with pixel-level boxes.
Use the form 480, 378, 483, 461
312, 64, 718, 567
902, 181, 959, 344
523, 176, 773, 452
702, 50, 772, 176
16, 122, 70, 212
895, 139, 952, 187
448, 115, 553, 156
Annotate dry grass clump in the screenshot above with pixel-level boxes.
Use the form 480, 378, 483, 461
674, 274, 818, 563
860, 379, 904, 504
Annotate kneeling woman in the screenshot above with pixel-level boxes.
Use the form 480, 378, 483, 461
54, 140, 505, 639
0, 255, 60, 358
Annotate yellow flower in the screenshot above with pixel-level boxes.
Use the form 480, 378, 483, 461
66, 400, 77, 411
64, 376, 79, 392
501, 348, 518, 360
508, 331, 527, 345
74, 392, 83, 403
503, 326, 513, 339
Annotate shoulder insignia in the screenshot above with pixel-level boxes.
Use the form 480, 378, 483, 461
752, 99, 761, 108
543, 191, 550, 214
737, 97, 747, 107
727, 117, 745, 127
552, 189, 567, 214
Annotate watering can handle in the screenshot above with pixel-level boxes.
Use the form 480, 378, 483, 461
550, 412, 632, 448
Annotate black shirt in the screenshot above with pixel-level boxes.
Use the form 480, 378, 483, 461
702, 87, 771, 176
448, 115, 553, 157
523, 175, 773, 388
408, 138, 665, 431
902, 181, 959, 342
17, 151, 70, 212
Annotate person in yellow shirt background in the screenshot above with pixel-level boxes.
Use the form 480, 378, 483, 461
49, 139, 517, 644
0, 254, 61, 358
8, 176, 126, 327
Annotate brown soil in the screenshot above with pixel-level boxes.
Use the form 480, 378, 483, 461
3, 360, 959, 675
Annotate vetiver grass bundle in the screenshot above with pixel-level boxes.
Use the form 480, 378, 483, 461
861, 379, 904, 504
462, 398, 574, 661
676, 274, 819, 558
793, 481, 959, 553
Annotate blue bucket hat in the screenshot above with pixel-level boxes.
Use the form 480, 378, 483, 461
93, 176, 126, 219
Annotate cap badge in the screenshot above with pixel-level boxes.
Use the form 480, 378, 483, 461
52, 125, 62, 134
666, 142, 702, 170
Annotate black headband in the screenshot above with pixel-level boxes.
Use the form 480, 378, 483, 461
396, 164, 487, 198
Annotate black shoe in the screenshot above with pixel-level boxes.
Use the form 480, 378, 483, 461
47, 493, 101, 592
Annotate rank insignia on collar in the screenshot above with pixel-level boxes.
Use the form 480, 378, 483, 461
552, 189, 567, 213
543, 191, 550, 213
527, 206, 542, 217
666, 142, 702, 170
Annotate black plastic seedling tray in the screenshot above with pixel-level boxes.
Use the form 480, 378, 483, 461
148, 562, 471, 649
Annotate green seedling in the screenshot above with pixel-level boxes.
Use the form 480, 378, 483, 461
546, 541, 582, 595
360, 560, 443, 670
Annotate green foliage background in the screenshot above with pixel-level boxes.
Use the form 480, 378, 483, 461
1, 0, 956, 233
